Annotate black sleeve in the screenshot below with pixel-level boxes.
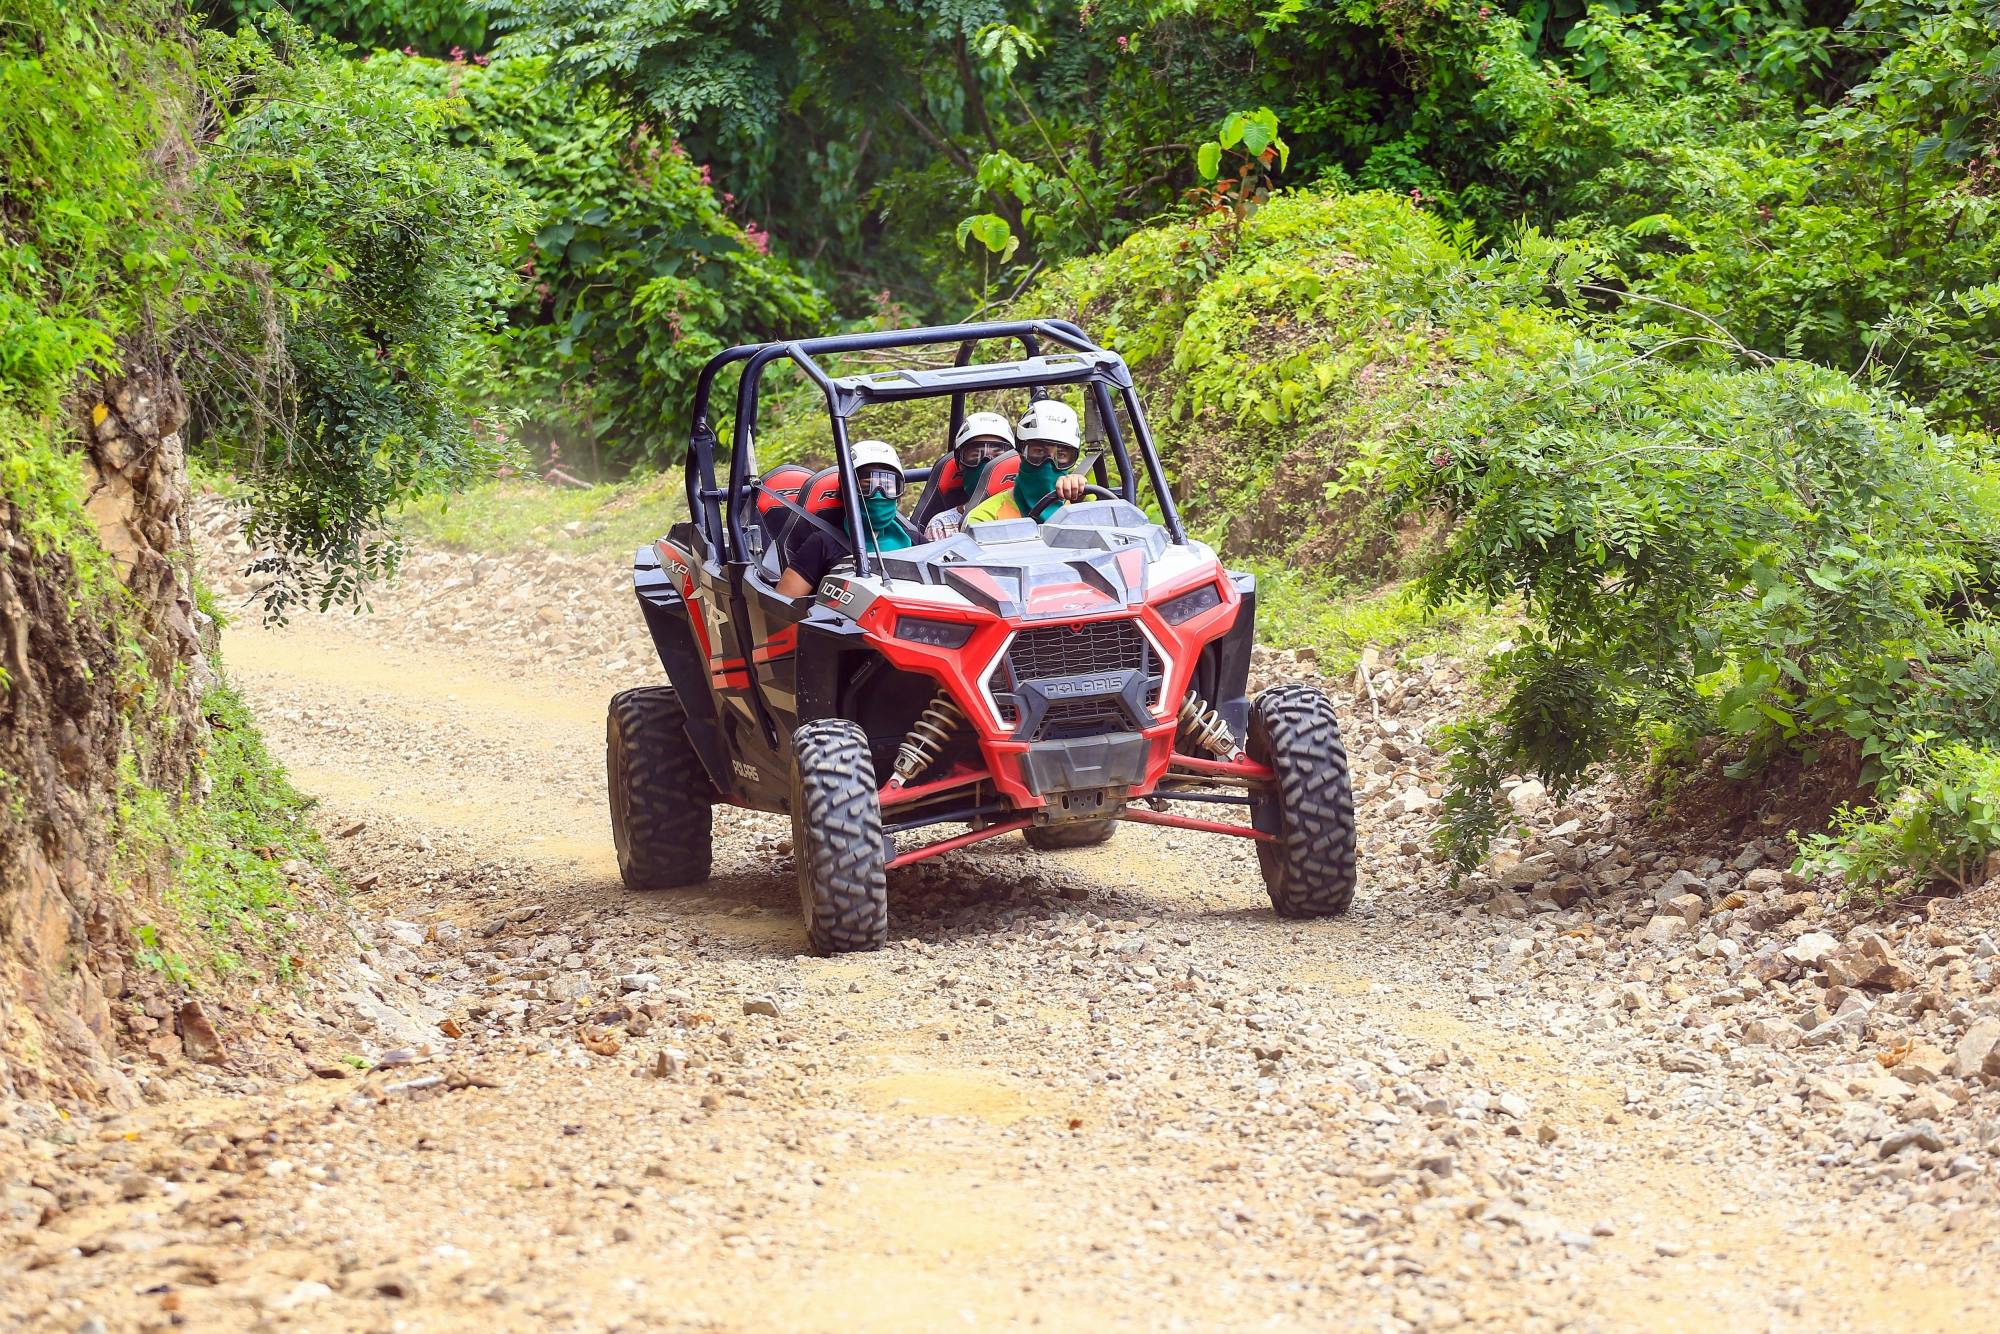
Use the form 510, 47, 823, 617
787, 528, 848, 590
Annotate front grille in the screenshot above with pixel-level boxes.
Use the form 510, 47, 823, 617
1008, 619, 1147, 684
1035, 700, 1131, 741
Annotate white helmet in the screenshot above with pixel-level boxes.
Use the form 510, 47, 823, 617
850, 438, 903, 481
953, 410, 1015, 451
1016, 399, 1081, 449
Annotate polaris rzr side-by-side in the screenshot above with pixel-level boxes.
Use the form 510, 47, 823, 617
608, 319, 1357, 954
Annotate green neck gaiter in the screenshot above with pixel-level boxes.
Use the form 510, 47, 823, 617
1015, 458, 1060, 516
863, 494, 912, 552
961, 456, 994, 506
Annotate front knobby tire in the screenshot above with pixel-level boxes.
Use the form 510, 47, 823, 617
790, 719, 889, 955
1248, 684, 1358, 918
1024, 820, 1117, 850
607, 686, 714, 890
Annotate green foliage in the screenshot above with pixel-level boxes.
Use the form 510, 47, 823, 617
190, 19, 531, 618
117, 682, 330, 981
1799, 743, 2000, 896
957, 211, 1022, 263
1029, 188, 1582, 576
203, 0, 487, 55
8, 2, 544, 618
1199, 107, 1289, 177
1, 0, 198, 419
1379, 338, 2000, 869
356, 50, 827, 472
489, 0, 1046, 305
1344, 0, 2000, 430
0, 420, 116, 588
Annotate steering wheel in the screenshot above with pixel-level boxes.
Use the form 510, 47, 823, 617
1030, 484, 1120, 520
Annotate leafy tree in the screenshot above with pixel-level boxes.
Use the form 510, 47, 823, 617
5, 2, 537, 619
188, 18, 532, 616
2, 0, 197, 422
360, 50, 829, 472
202, 0, 487, 55
490, 0, 1048, 305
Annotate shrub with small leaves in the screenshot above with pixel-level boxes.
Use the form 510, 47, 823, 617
1798, 744, 2000, 898
1377, 338, 2000, 874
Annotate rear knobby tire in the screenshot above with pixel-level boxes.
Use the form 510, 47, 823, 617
791, 719, 889, 955
1248, 684, 1357, 918
607, 686, 715, 889
1024, 820, 1117, 850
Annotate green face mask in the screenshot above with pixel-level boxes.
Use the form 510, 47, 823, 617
1015, 458, 1060, 516
863, 493, 912, 552
962, 455, 994, 502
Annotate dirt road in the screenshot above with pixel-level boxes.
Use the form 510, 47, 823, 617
5, 538, 1998, 1331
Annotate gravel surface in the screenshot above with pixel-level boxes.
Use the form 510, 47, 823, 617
2, 507, 1998, 1331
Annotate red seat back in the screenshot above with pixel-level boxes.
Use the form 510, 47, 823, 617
969, 454, 1020, 508
753, 462, 814, 560
933, 456, 964, 503
754, 463, 812, 516
802, 466, 843, 518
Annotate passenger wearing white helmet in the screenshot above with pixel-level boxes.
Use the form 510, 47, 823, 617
775, 439, 917, 598
923, 409, 1017, 541
963, 399, 1088, 526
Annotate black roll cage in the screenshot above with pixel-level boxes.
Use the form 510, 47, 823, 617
684, 319, 1187, 576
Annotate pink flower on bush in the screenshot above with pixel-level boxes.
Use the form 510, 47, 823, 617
699, 163, 713, 186
744, 223, 771, 255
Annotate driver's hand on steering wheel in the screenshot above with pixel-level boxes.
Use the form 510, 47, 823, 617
1054, 474, 1087, 503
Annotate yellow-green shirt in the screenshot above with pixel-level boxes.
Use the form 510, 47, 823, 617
963, 489, 1026, 526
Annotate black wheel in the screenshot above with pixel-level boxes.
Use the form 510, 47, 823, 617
607, 687, 714, 889
790, 719, 888, 955
1024, 820, 1117, 850
1247, 684, 1357, 917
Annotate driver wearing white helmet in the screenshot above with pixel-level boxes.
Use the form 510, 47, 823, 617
962, 399, 1089, 526
775, 439, 917, 599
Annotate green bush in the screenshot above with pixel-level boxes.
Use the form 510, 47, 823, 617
118, 681, 330, 981
189, 19, 531, 618
6, 4, 549, 619
1, 0, 199, 419
1799, 743, 2000, 897
1377, 340, 2000, 870
1026, 187, 1580, 574
355, 50, 828, 474
204, 0, 487, 55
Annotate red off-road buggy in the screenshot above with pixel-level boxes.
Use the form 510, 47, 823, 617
608, 320, 1356, 954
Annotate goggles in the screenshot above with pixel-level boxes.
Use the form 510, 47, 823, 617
954, 436, 1014, 469
1020, 440, 1081, 470
856, 465, 904, 498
